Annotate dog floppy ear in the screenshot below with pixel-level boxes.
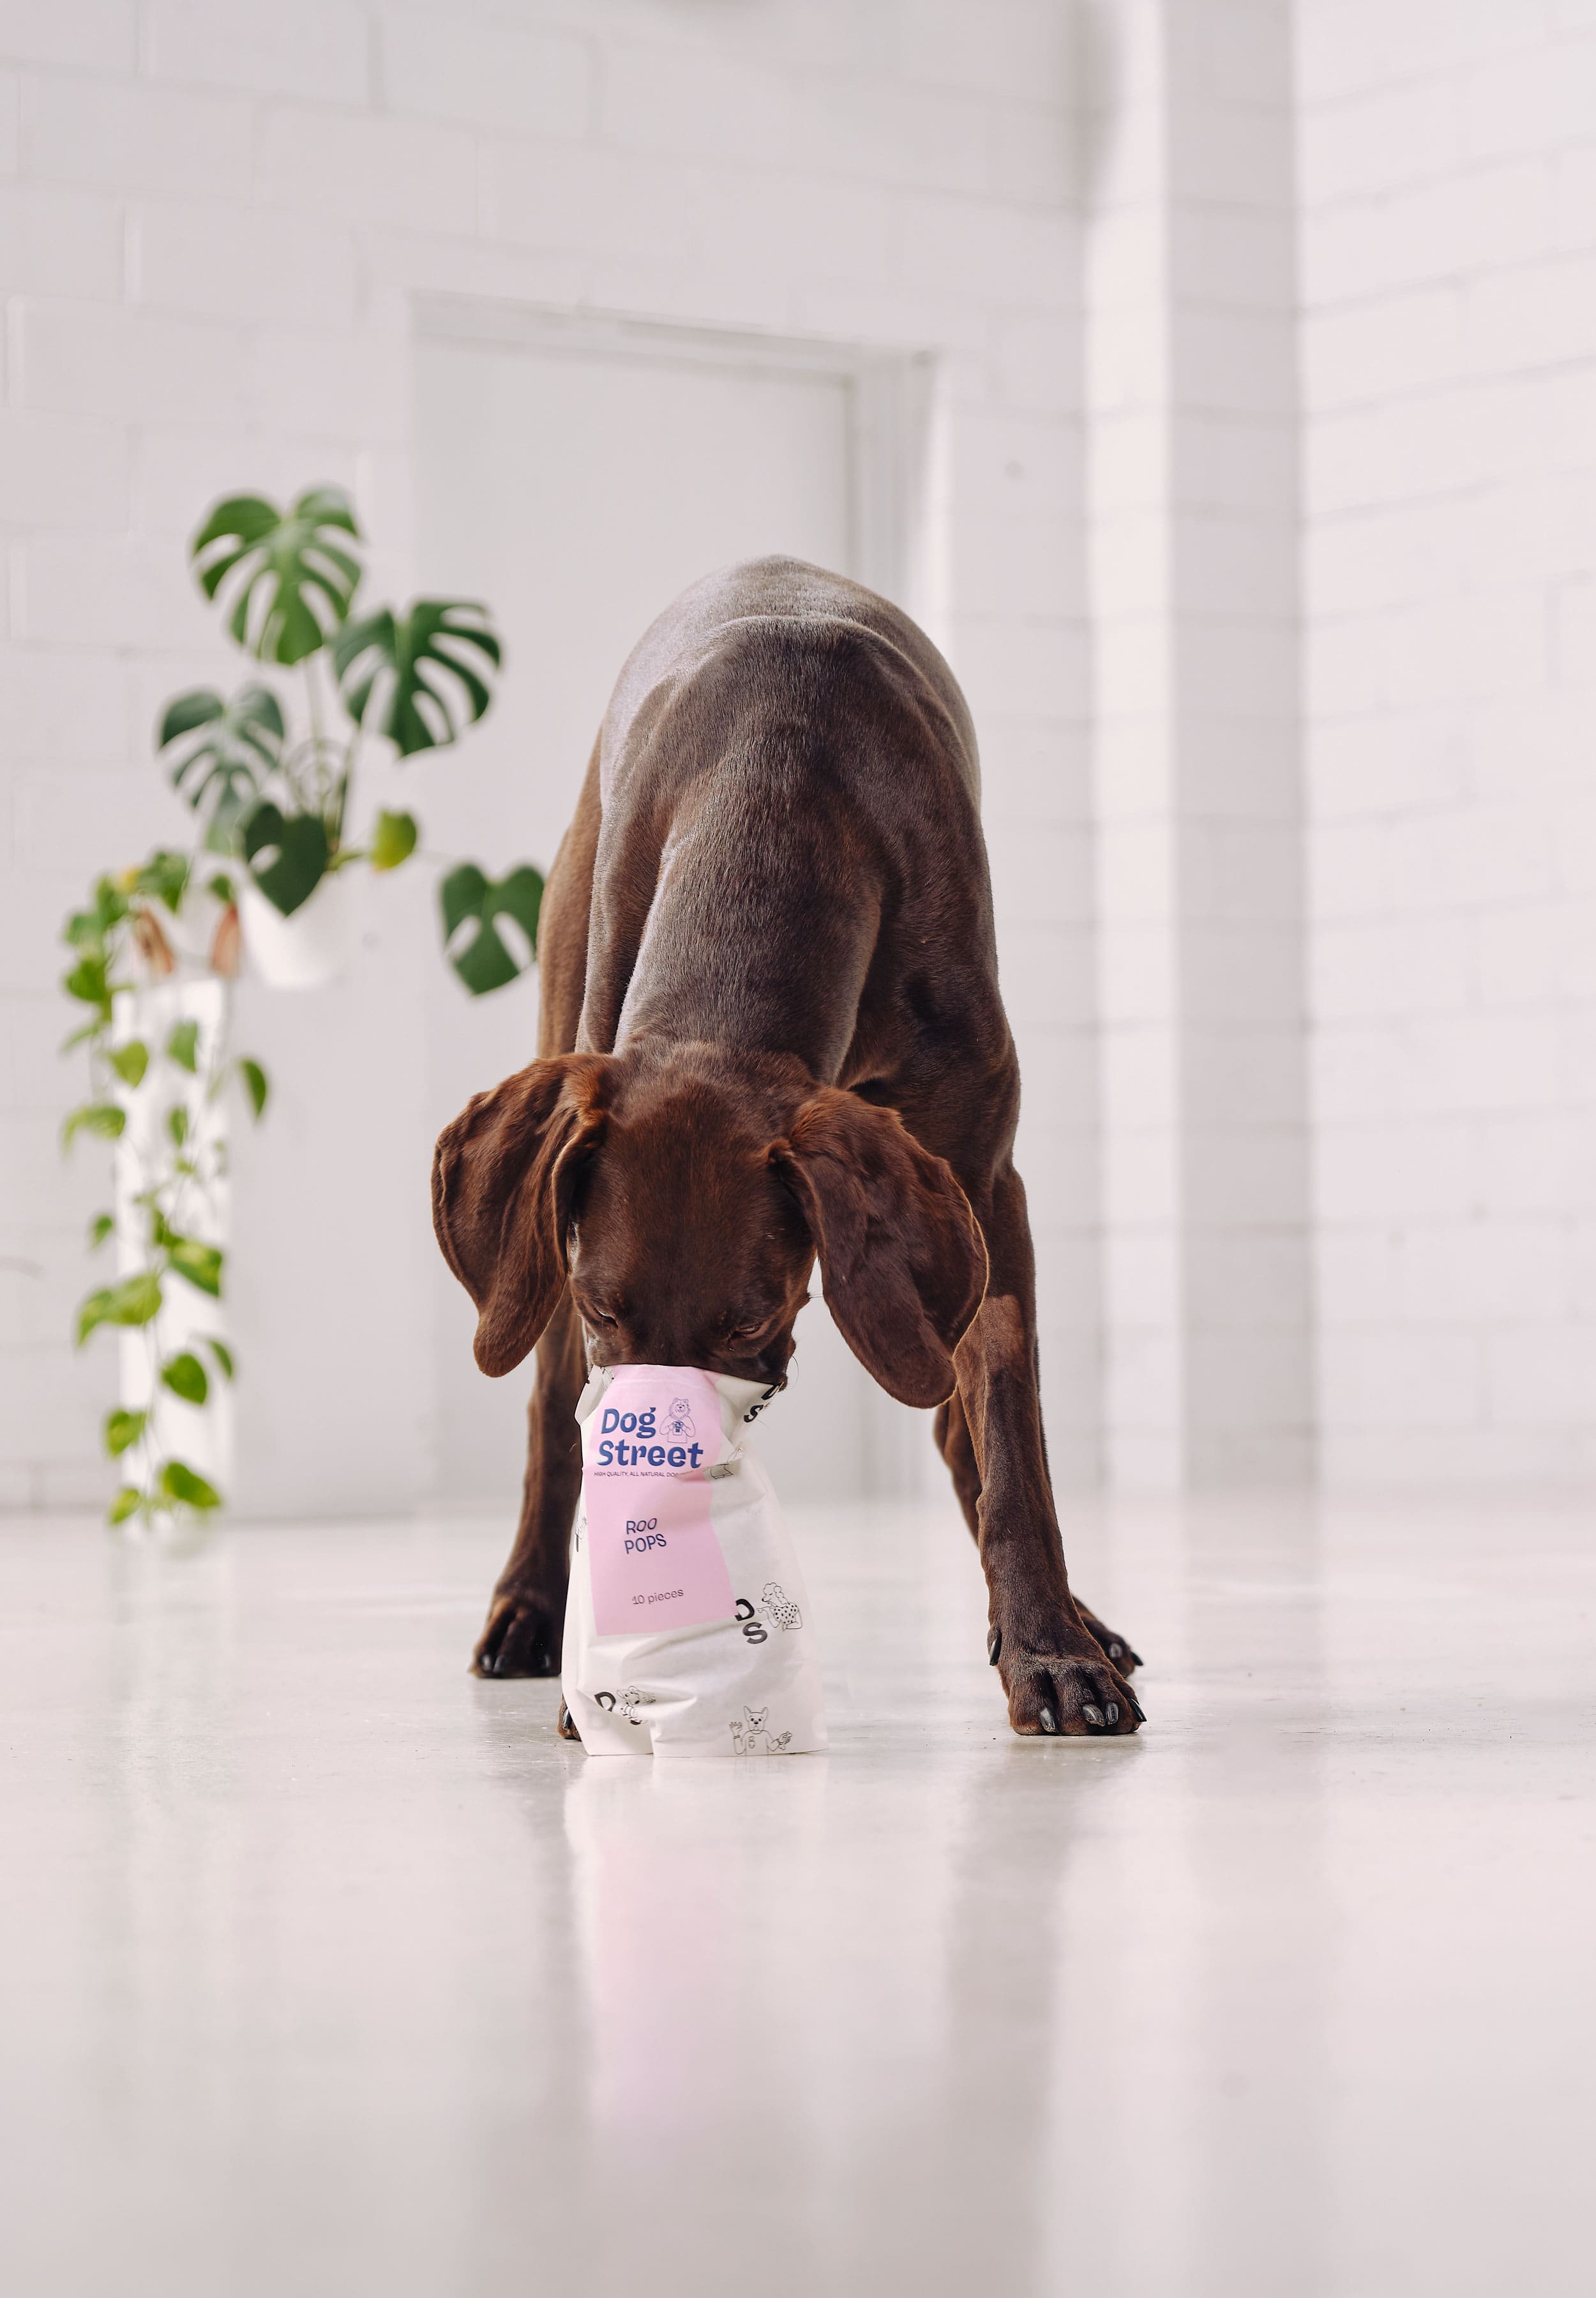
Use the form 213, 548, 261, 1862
774, 1088, 987, 1408
432, 1054, 609, 1376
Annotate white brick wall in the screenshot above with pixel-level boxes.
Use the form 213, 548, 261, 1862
12, 0, 1594, 1510
0, 0, 1095, 1509
1298, 0, 1596, 1484
1087, 0, 1313, 1488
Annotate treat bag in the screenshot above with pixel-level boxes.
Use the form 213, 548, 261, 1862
561, 1363, 826, 1757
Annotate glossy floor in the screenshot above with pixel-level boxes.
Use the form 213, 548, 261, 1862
1, 1495, 1592, 2297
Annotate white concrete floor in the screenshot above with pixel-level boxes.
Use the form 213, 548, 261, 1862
1, 1494, 1592, 2298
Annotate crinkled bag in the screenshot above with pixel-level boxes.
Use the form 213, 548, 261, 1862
561, 1363, 826, 1757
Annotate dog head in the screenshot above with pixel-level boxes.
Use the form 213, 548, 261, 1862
432, 1042, 986, 1406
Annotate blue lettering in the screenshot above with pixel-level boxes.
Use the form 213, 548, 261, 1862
689, 1442, 704, 1466
598, 1439, 614, 1466
638, 1407, 656, 1438
620, 1411, 637, 1433
668, 1445, 686, 1468
648, 1444, 665, 1467
601, 1407, 619, 1435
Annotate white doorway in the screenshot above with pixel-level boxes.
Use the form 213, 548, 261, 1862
413, 306, 929, 1509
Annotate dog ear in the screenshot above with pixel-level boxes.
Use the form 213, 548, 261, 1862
432, 1054, 609, 1376
775, 1089, 988, 1408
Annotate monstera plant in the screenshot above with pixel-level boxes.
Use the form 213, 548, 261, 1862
161, 484, 543, 991
61, 485, 544, 1533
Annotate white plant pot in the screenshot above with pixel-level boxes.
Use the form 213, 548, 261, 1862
240, 868, 361, 990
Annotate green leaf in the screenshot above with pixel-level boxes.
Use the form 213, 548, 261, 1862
160, 1350, 209, 1406
207, 1338, 235, 1381
87, 1213, 115, 1251
105, 1407, 147, 1458
65, 877, 129, 949
236, 1057, 269, 1121
439, 861, 544, 996
191, 485, 363, 665
160, 683, 285, 835
76, 1271, 162, 1345
167, 1105, 189, 1150
242, 799, 329, 918
63, 1101, 126, 1149
160, 1459, 222, 1511
334, 599, 501, 756
107, 1040, 149, 1089
133, 850, 191, 914
167, 1237, 223, 1297
107, 1485, 143, 1525
165, 1019, 200, 1073
63, 953, 110, 1008
369, 807, 419, 871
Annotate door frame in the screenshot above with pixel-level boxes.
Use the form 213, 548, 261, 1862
410, 294, 934, 612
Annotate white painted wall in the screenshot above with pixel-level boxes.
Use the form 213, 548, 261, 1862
1085, 0, 1311, 1489
0, 1, 1094, 1514
11, 1, 1595, 1513
1297, 0, 1596, 1485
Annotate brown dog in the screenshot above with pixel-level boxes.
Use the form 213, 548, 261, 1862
432, 557, 1143, 1737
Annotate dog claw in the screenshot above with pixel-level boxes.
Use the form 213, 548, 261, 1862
1039, 1704, 1057, 1734
1104, 1702, 1119, 1724
1107, 1642, 1122, 1659
987, 1626, 1002, 1666
1082, 1702, 1105, 1728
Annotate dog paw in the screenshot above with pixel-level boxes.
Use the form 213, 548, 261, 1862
472, 1589, 563, 1678
1076, 1604, 1144, 1675
995, 1634, 1144, 1737
556, 1699, 582, 1742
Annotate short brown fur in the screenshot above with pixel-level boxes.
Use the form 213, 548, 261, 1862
433, 558, 1142, 1735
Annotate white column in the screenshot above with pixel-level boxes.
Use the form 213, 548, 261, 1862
1085, 0, 1313, 1486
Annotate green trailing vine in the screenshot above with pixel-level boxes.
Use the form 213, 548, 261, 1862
63, 854, 266, 1528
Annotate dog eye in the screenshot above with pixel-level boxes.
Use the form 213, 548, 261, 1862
583, 1303, 619, 1329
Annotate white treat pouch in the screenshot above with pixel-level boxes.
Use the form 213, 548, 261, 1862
562, 1363, 825, 1758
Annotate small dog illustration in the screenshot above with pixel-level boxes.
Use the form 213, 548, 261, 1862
758, 1580, 802, 1631
595, 1686, 652, 1726
663, 1397, 698, 1441
730, 1704, 793, 1754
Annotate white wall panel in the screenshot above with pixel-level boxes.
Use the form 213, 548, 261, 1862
0, 0, 1092, 1515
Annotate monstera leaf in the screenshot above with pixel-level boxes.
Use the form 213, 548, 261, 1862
333, 600, 501, 756
191, 486, 363, 665
159, 684, 285, 840
440, 862, 543, 995
242, 801, 329, 918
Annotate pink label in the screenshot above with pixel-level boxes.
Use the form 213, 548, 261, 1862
583, 1368, 735, 1637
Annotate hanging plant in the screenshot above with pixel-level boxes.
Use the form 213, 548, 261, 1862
61, 857, 267, 1529
65, 480, 544, 1528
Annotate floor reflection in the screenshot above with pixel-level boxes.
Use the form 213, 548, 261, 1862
1, 1497, 1587, 2298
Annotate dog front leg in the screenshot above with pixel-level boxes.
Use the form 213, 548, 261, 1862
955, 1166, 1143, 1737
473, 1286, 587, 1677
935, 1386, 1142, 1679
